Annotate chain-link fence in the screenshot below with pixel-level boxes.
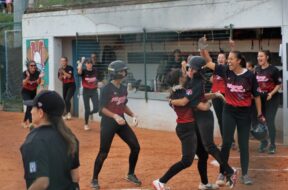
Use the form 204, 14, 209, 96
73, 28, 282, 102
0, 22, 23, 111
74, 29, 231, 101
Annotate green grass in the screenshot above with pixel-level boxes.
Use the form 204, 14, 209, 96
0, 13, 13, 23
35, 0, 93, 8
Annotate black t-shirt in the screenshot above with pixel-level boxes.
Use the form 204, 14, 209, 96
215, 64, 259, 107
254, 65, 281, 93
58, 65, 75, 85
100, 82, 128, 116
79, 68, 98, 89
22, 70, 40, 91
170, 88, 195, 123
20, 125, 79, 190
184, 77, 206, 108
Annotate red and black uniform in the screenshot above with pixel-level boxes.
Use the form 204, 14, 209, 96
92, 82, 140, 180
186, 76, 234, 185
255, 65, 281, 146
158, 88, 197, 184
21, 70, 40, 123
215, 64, 259, 176
79, 68, 99, 124
58, 65, 76, 114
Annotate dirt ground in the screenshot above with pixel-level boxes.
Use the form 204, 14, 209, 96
0, 111, 287, 190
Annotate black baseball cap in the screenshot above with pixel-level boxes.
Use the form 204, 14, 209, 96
187, 56, 206, 71
24, 90, 65, 116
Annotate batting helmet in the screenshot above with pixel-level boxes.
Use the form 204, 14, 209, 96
251, 122, 269, 141
108, 60, 128, 79
187, 56, 206, 72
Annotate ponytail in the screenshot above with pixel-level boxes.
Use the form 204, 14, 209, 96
47, 115, 77, 155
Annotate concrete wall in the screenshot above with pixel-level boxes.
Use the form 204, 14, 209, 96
23, 0, 283, 38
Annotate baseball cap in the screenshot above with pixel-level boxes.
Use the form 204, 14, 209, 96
187, 56, 206, 71
24, 90, 65, 116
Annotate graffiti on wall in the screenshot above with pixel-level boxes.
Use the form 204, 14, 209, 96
26, 39, 49, 88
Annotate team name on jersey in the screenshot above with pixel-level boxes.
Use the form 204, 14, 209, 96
85, 77, 97, 83
227, 83, 246, 92
111, 96, 126, 105
256, 75, 269, 82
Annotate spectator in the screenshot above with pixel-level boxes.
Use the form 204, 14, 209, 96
91, 52, 105, 82
6, 0, 13, 14
165, 49, 183, 73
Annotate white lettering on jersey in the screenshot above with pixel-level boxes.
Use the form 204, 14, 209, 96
227, 83, 246, 92
111, 96, 126, 105
256, 75, 268, 82
85, 77, 97, 83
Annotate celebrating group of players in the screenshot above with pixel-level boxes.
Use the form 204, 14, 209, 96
20, 36, 281, 190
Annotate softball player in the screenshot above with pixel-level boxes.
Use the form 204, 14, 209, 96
58, 57, 76, 120
255, 50, 281, 154
210, 51, 237, 150
77, 58, 99, 130
152, 69, 212, 190
21, 60, 43, 128
21, 90, 80, 190
203, 49, 265, 185
172, 56, 237, 189
91, 60, 141, 189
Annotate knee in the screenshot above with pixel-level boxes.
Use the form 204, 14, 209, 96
203, 143, 217, 154
181, 156, 193, 168
96, 152, 108, 162
131, 145, 140, 154
197, 152, 208, 161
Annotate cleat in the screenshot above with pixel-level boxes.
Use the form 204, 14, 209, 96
268, 144, 276, 154
91, 179, 100, 189
125, 174, 142, 186
215, 173, 225, 186
152, 179, 168, 190
84, 125, 90, 131
240, 175, 253, 185
198, 183, 219, 190
67, 112, 72, 120
226, 168, 237, 189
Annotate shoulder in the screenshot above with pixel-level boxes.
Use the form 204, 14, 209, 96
269, 65, 279, 72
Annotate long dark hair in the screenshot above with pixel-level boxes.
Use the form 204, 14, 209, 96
47, 115, 77, 155
165, 69, 183, 87
230, 51, 246, 68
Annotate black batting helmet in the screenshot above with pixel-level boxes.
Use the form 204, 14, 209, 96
108, 60, 128, 80
251, 122, 269, 141
187, 56, 206, 72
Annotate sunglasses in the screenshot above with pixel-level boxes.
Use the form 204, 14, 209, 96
30, 65, 36, 67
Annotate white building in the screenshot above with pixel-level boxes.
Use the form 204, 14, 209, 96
22, 0, 288, 144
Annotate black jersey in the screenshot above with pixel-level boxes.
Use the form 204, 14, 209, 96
215, 64, 259, 107
170, 88, 195, 123
185, 77, 206, 107
80, 68, 97, 89
20, 125, 79, 190
255, 65, 281, 93
100, 82, 128, 116
22, 70, 40, 91
58, 65, 75, 84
